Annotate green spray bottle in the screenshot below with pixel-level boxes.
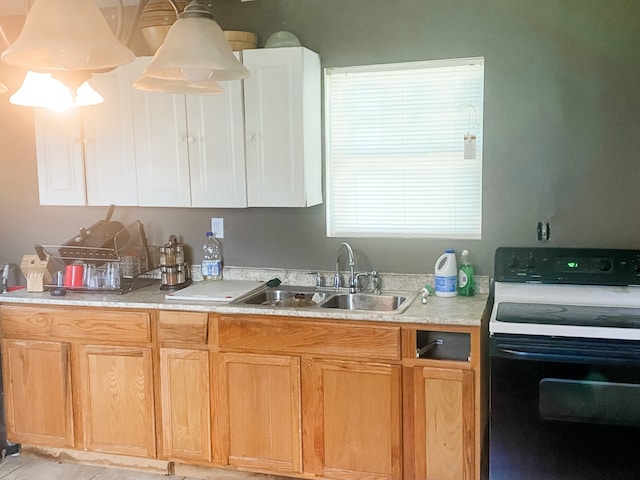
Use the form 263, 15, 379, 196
457, 250, 475, 296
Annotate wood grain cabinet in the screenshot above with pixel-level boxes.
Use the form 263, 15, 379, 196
402, 327, 484, 480
0, 305, 155, 457
218, 352, 302, 474
159, 348, 211, 463
305, 359, 403, 480
1, 339, 74, 448
76, 344, 156, 458
157, 311, 211, 463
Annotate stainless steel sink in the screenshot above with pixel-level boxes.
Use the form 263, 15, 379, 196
233, 285, 417, 313
236, 286, 330, 307
319, 293, 414, 313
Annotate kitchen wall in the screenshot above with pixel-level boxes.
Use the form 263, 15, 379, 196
1, 0, 639, 282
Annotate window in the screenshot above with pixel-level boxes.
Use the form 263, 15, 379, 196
324, 57, 484, 239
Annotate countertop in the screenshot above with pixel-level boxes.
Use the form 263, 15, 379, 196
0, 281, 490, 327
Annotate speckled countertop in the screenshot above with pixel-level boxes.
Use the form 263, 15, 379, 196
0, 267, 492, 327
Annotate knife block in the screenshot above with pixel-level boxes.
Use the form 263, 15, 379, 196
20, 255, 54, 292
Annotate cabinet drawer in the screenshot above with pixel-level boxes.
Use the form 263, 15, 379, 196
0, 305, 151, 343
218, 315, 401, 361
158, 311, 208, 344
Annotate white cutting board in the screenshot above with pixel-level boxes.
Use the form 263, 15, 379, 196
165, 280, 264, 302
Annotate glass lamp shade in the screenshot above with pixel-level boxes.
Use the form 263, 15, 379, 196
133, 73, 223, 94
10, 71, 103, 111
1, 0, 134, 72
143, 15, 249, 83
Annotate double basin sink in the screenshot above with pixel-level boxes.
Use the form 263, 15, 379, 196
232, 285, 418, 314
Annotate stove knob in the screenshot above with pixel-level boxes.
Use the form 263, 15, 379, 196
508, 255, 519, 270
631, 260, 640, 274
526, 254, 537, 269
598, 259, 612, 272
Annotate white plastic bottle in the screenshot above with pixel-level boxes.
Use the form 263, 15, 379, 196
201, 232, 222, 281
435, 249, 458, 297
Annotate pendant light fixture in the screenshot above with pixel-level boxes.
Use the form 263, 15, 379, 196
10, 71, 103, 111
1, 0, 135, 91
134, 0, 249, 94
133, 73, 223, 94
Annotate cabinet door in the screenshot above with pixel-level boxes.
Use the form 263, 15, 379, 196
243, 47, 322, 207
308, 359, 402, 480
186, 81, 247, 208
160, 348, 211, 462
77, 344, 156, 457
83, 65, 138, 206
417, 366, 475, 480
130, 58, 191, 207
218, 353, 302, 474
2, 339, 74, 447
33, 109, 86, 205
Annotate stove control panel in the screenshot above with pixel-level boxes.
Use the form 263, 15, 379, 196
495, 247, 640, 285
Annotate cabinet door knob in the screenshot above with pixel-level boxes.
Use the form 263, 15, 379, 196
246, 133, 255, 142
187, 136, 195, 143
177, 136, 185, 143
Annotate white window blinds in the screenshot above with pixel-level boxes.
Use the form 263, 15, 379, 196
325, 57, 484, 239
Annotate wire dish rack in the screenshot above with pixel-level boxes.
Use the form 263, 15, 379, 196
40, 221, 158, 294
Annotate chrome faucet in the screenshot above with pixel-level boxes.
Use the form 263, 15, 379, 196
334, 242, 357, 293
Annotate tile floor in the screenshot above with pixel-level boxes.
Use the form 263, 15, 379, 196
0, 453, 292, 480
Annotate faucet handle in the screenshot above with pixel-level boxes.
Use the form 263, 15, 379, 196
308, 271, 323, 288
333, 272, 342, 290
371, 271, 381, 294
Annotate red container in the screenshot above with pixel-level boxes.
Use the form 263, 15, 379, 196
64, 264, 84, 287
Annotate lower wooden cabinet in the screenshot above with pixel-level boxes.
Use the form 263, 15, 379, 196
76, 344, 156, 457
159, 348, 211, 463
2, 339, 74, 448
0, 306, 483, 480
218, 353, 302, 474
306, 359, 403, 480
407, 365, 475, 480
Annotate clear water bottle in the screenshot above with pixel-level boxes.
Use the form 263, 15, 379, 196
201, 231, 222, 281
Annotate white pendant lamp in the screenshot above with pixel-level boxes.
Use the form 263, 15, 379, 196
136, 0, 249, 94
133, 73, 223, 94
10, 71, 103, 112
1, 0, 134, 73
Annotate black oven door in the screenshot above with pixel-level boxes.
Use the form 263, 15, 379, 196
490, 334, 640, 480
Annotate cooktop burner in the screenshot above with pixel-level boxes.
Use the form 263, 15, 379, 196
496, 302, 640, 329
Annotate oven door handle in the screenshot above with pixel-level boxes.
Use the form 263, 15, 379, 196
495, 347, 636, 365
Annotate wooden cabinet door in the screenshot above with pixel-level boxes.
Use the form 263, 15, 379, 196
307, 359, 402, 480
417, 366, 475, 480
218, 353, 302, 474
1, 339, 74, 447
159, 348, 211, 463
243, 47, 322, 207
77, 344, 156, 457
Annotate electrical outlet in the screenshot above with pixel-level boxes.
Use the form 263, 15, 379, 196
211, 218, 224, 239
537, 221, 550, 241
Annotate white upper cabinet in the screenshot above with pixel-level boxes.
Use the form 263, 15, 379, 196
34, 65, 139, 207
130, 56, 247, 208
34, 49, 322, 208
84, 66, 139, 206
34, 109, 86, 206
243, 47, 322, 207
